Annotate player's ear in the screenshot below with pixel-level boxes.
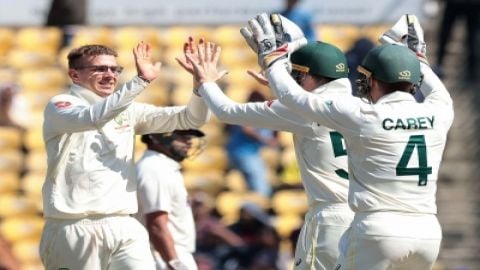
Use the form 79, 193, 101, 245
68, 69, 80, 82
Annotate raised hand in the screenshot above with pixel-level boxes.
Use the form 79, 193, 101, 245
186, 40, 228, 89
133, 41, 162, 82
240, 13, 278, 69
240, 13, 306, 71
379, 14, 428, 64
175, 36, 199, 75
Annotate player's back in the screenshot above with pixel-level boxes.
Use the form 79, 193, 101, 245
346, 91, 451, 214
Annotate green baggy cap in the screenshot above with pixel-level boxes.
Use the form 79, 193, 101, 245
291, 41, 349, 79
358, 44, 421, 84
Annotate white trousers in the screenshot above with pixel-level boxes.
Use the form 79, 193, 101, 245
336, 212, 442, 270
293, 203, 354, 270
39, 215, 155, 270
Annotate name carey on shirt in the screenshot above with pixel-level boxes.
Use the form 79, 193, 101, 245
382, 116, 434, 130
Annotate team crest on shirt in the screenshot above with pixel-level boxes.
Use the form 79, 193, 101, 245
266, 100, 274, 107
294, 258, 302, 266
114, 112, 130, 130
325, 100, 333, 106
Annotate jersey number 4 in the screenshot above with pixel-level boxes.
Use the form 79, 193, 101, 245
396, 135, 432, 186
330, 132, 349, 180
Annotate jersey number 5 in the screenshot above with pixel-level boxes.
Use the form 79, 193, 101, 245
329, 131, 349, 180
396, 135, 432, 186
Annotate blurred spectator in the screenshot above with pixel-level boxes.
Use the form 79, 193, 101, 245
0, 83, 26, 129
227, 202, 280, 269
225, 90, 279, 197
0, 83, 30, 177
288, 223, 302, 256
226, 90, 279, 197
435, 0, 480, 81
0, 237, 21, 270
0, 88, 24, 266
191, 191, 245, 269
225, 123, 277, 196
280, 0, 317, 41
45, 0, 87, 48
345, 37, 375, 96
195, 253, 216, 270
249, 226, 281, 270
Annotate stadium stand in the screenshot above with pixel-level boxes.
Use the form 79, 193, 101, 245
0, 7, 479, 267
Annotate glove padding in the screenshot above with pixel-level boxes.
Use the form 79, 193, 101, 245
240, 13, 287, 69
240, 13, 307, 70
379, 14, 429, 64
269, 13, 307, 53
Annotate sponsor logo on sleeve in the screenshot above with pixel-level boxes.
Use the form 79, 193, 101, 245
54, 101, 71, 109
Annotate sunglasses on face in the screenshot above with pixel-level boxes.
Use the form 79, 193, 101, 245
290, 69, 308, 84
76, 65, 124, 75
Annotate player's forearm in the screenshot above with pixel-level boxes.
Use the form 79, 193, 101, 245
198, 82, 269, 126
90, 76, 149, 125
45, 77, 148, 135
150, 229, 178, 263
198, 82, 243, 123
199, 82, 297, 131
184, 92, 210, 126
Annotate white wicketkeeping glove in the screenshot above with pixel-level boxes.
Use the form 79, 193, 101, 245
168, 259, 189, 270
379, 14, 428, 64
269, 13, 307, 53
240, 13, 285, 70
240, 13, 307, 71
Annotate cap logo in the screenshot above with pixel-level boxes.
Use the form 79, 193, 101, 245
398, 70, 411, 80
336, 63, 346, 73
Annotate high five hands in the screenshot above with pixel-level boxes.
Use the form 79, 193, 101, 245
133, 41, 162, 83
176, 37, 228, 91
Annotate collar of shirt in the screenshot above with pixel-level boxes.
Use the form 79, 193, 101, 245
311, 78, 352, 95
144, 149, 182, 171
70, 84, 104, 105
376, 91, 416, 104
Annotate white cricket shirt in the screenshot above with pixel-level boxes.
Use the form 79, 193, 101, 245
268, 62, 454, 214
198, 79, 351, 207
136, 150, 196, 255
42, 76, 210, 219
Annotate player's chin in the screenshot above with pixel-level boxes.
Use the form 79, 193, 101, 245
95, 84, 116, 95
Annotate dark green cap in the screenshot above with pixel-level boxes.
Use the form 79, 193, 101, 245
291, 41, 349, 79
358, 44, 421, 84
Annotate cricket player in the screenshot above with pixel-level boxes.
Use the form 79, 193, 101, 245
39, 42, 210, 270
242, 14, 453, 269
136, 130, 205, 270
180, 37, 354, 269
